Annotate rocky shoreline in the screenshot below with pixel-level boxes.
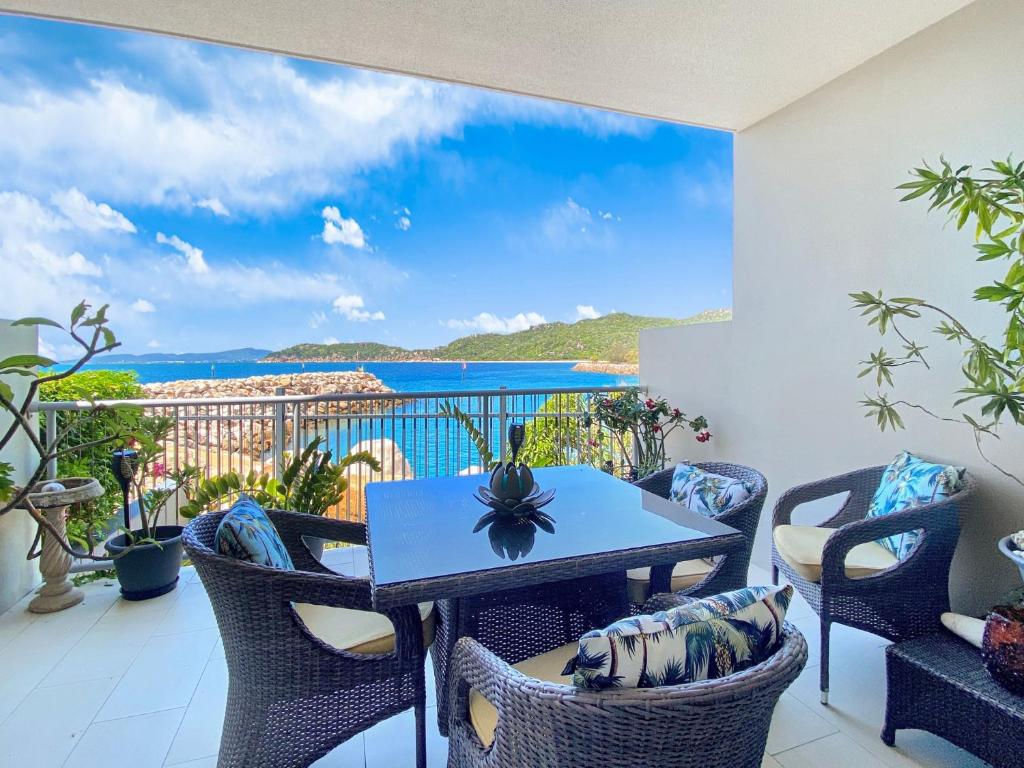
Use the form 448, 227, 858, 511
571, 361, 639, 375
141, 370, 392, 400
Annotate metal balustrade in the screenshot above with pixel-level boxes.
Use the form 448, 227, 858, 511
35, 385, 634, 524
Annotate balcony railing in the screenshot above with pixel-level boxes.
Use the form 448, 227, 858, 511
36, 385, 634, 524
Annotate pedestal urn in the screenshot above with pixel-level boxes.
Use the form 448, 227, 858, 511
27, 477, 104, 614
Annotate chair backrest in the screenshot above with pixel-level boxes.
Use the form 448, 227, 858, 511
476, 625, 806, 768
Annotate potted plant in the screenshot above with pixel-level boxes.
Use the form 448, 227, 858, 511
104, 416, 198, 599
591, 387, 710, 480
0, 302, 135, 612
178, 437, 379, 559
851, 156, 1024, 582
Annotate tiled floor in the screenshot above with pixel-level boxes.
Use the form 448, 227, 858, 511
0, 552, 988, 768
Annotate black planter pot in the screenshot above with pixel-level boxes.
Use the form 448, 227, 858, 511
105, 525, 184, 600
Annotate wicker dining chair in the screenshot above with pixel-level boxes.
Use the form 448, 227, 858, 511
628, 462, 767, 608
770, 465, 977, 704
447, 607, 807, 768
183, 510, 432, 768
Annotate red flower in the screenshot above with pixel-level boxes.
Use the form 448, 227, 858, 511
587, 438, 599, 447
152, 462, 166, 479
672, 408, 681, 418
695, 429, 712, 443
652, 424, 661, 433
645, 398, 656, 410
602, 399, 613, 407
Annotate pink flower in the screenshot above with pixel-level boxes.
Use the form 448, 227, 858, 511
587, 438, 599, 447
695, 430, 712, 443
672, 408, 682, 418
652, 424, 661, 433
152, 462, 166, 479
645, 398, 656, 409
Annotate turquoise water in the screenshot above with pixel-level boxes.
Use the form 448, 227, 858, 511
67, 360, 637, 391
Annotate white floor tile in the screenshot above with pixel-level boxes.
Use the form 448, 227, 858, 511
153, 582, 218, 636
96, 628, 218, 721
363, 708, 446, 768
65, 707, 185, 768
0, 676, 118, 767
164, 656, 228, 766
165, 757, 217, 768
766, 693, 837, 755
775, 732, 890, 768
762, 756, 784, 768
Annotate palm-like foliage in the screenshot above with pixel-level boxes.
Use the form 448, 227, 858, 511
179, 437, 379, 518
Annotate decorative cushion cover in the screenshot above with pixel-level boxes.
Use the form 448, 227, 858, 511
215, 495, 294, 569
773, 525, 898, 583
669, 463, 754, 518
565, 585, 793, 690
867, 451, 965, 559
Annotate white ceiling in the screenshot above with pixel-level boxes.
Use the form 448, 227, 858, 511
0, 0, 975, 130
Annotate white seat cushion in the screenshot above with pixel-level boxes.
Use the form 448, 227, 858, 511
625, 559, 713, 604
469, 641, 577, 748
292, 601, 435, 654
773, 525, 898, 583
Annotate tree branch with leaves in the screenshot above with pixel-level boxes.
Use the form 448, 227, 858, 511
853, 156, 1024, 486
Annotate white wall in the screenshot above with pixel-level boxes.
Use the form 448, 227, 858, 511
0, 321, 41, 613
642, 0, 1024, 614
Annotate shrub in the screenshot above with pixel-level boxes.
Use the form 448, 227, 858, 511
39, 369, 144, 547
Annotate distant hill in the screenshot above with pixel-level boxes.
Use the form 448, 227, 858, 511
95, 347, 272, 364
266, 310, 730, 364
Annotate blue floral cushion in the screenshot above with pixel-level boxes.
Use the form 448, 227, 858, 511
668, 463, 754, 518
565, 585, 792, 689
215, 495, 294, 569
867, 451, 965, 559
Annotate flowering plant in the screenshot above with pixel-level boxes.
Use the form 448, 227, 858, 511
591, 387, 710, 480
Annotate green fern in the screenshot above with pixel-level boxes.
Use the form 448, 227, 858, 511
439, 401, 496, 469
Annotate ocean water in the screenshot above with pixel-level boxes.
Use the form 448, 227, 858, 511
67, 360, 637, 391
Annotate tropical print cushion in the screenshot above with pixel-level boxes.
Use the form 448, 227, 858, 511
867, 451, 965, 559
565, 584, 792, 690
668, 463, 754, 518
215, 495, 294, 569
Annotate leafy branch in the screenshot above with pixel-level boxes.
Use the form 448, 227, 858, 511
852, 155, 1024, 485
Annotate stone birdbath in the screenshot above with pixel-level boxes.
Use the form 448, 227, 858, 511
27, 477, 104, 614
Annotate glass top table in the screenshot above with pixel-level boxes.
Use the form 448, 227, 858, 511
365, 465, 743, 610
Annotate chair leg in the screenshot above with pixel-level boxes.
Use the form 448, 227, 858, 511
820, 618, 831, 705
414, 701, 427, 768
771, 563, 779, 585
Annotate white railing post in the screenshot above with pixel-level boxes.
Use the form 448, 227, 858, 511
273, 387, 286, 479
45, 410, 57, 480
498, 385, 508, 463
291, 400, 302, 458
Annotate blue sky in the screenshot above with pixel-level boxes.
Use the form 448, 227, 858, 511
0, 15, 732, 357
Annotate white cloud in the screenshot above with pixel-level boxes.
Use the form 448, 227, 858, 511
323, 336, 340, 345
156, 232, 209, 274
196, 197, 230, 217
333, 293, 385, 322
146, 339, 161, 348
396, 215, 411, 231
599, 210, 613, 220
445, 311, 547, 334
0, 39, 651, 217
131, 298, 156, 313
321, 206, 366, 249
50, 187, 135, 233
309, 310, 328, 328
540, 196, 618, 251
575, 304, 602, 320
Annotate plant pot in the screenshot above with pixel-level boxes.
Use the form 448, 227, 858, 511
105, 525, 184, 601
982, 605, 1024, 695
998, 535, 1024, 584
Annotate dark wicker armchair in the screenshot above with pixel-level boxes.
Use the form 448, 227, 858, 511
447, 612, 807, 768
770, 465, 976, 705
183, 510, 432, 768
628, 462, 767, 607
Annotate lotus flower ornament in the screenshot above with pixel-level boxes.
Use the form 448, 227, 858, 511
472, 423, 555, 522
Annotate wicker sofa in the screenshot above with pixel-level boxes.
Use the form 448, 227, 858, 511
183, 510, 432, 768
447, 603, 807, 768
770, 465, 976, 704
628, 462, 767, 607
